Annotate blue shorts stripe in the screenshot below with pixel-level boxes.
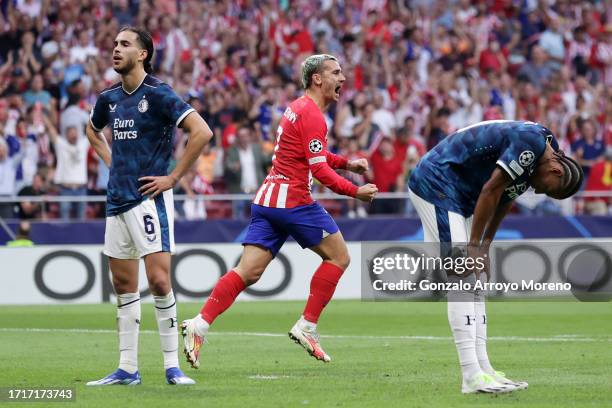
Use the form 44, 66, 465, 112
154, 195, 170, 252
434, 206, 453, 257
434, 206, 451, 243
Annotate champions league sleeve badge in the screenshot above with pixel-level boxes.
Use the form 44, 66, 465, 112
309, 139, 323, 153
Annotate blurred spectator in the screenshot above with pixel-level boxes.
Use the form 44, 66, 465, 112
41, 66, 61, 103
517, 81, 544, 122
339, 137, 368, 218
179, 142, 221, 220
46, 118, 88, 220
369, 137, 403, 214
0, 137, 22, 218
70, 30, 99, 65
60, 97, 90, 140
335, 92, 367, 139
195, 143, 222, 190
404, 27, 433, 84
495, 73, 517, 120
583, 148, 612, 215
223, 125, 269, 219
16, 31, 41, 77
87, 129, 110, 217
426, 107, 451, 150
352, 102, 379, 151
394, 117, 426, 216
15, 0, 42, 19
478, 38, 507, 76
17, 172, 46, 220
572, 118, 605, 181
538, 16, 565, 64
112, 0, 136, 26
17, 174, 46, 220
248, 86, 279, 142
22, 74, 52, 109
6, 220, 34, 247
403, 145, 423, 216
178, 165, 207, 221
566, 25, 592, 76
592, 25, 612, 86
518, 45, 556, 90
5, 117, 38, 188
394, 116, 425, 163
371, 91, 396, 138
159, 15, 190, 74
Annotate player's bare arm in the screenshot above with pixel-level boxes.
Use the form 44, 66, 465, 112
469, 168, 512, 246
468, 168, 512, 279
475, 200, 514, 279
86, 121, 111, 167
139, 112, 212, 198
481, 200, 513, 248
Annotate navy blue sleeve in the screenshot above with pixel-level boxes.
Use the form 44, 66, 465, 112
157, 84, 194, 127
90, 92, 108, 131
496, 130, 546, 181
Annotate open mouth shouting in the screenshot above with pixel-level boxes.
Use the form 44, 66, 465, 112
334, 84, 342, 98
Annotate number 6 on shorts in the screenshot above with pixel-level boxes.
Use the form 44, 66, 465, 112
143, 214, 155, 235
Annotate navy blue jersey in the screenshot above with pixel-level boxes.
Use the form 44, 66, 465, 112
409, 120, 558, 217
90, 75, 194, 216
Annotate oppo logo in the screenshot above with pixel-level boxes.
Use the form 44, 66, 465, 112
33, 249, 292, 301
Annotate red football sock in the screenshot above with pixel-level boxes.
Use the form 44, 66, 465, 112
200, 270, 246, 325
303, 261, 345, 323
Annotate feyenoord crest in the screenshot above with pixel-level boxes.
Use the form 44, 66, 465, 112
519, 150, 535, 167
309, 139, 323, 153
138, 97, 149, 113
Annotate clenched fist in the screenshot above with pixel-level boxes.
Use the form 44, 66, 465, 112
347, 158, 369, 174
356, 183, 378, 202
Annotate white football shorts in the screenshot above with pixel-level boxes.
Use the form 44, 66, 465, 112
408, 188, 473, 243
103, 190, 175, 259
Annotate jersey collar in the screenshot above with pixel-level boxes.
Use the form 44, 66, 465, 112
122, 74, 147, 95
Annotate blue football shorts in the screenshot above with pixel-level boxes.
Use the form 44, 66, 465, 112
242, 202, 339, 256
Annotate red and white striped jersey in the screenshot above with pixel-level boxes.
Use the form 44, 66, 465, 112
253, 95, 358, 208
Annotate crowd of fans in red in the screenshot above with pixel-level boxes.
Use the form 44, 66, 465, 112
0, 0, 610, 220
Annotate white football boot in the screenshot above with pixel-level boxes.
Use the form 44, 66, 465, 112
288, 322, 331, 363
462, 372, 516, 394
180, 319, 205, 369
491, 370, 528, 390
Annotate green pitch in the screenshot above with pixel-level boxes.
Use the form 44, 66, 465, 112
0, 300, 610, 407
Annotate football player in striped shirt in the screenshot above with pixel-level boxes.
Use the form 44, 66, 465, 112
181, 54, 378, 368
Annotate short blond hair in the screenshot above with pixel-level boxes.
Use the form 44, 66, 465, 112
301, 54, 338, 89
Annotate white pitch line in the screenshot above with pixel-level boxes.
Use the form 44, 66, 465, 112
248, 375, 291, 380
0, 327, 610, 342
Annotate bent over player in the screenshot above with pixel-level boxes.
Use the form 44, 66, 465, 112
408, 120, 583, 394
181, 54, 378, 368
86, 27, 213, 385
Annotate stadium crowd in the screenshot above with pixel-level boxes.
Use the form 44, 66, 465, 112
0, 0, 610, 220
